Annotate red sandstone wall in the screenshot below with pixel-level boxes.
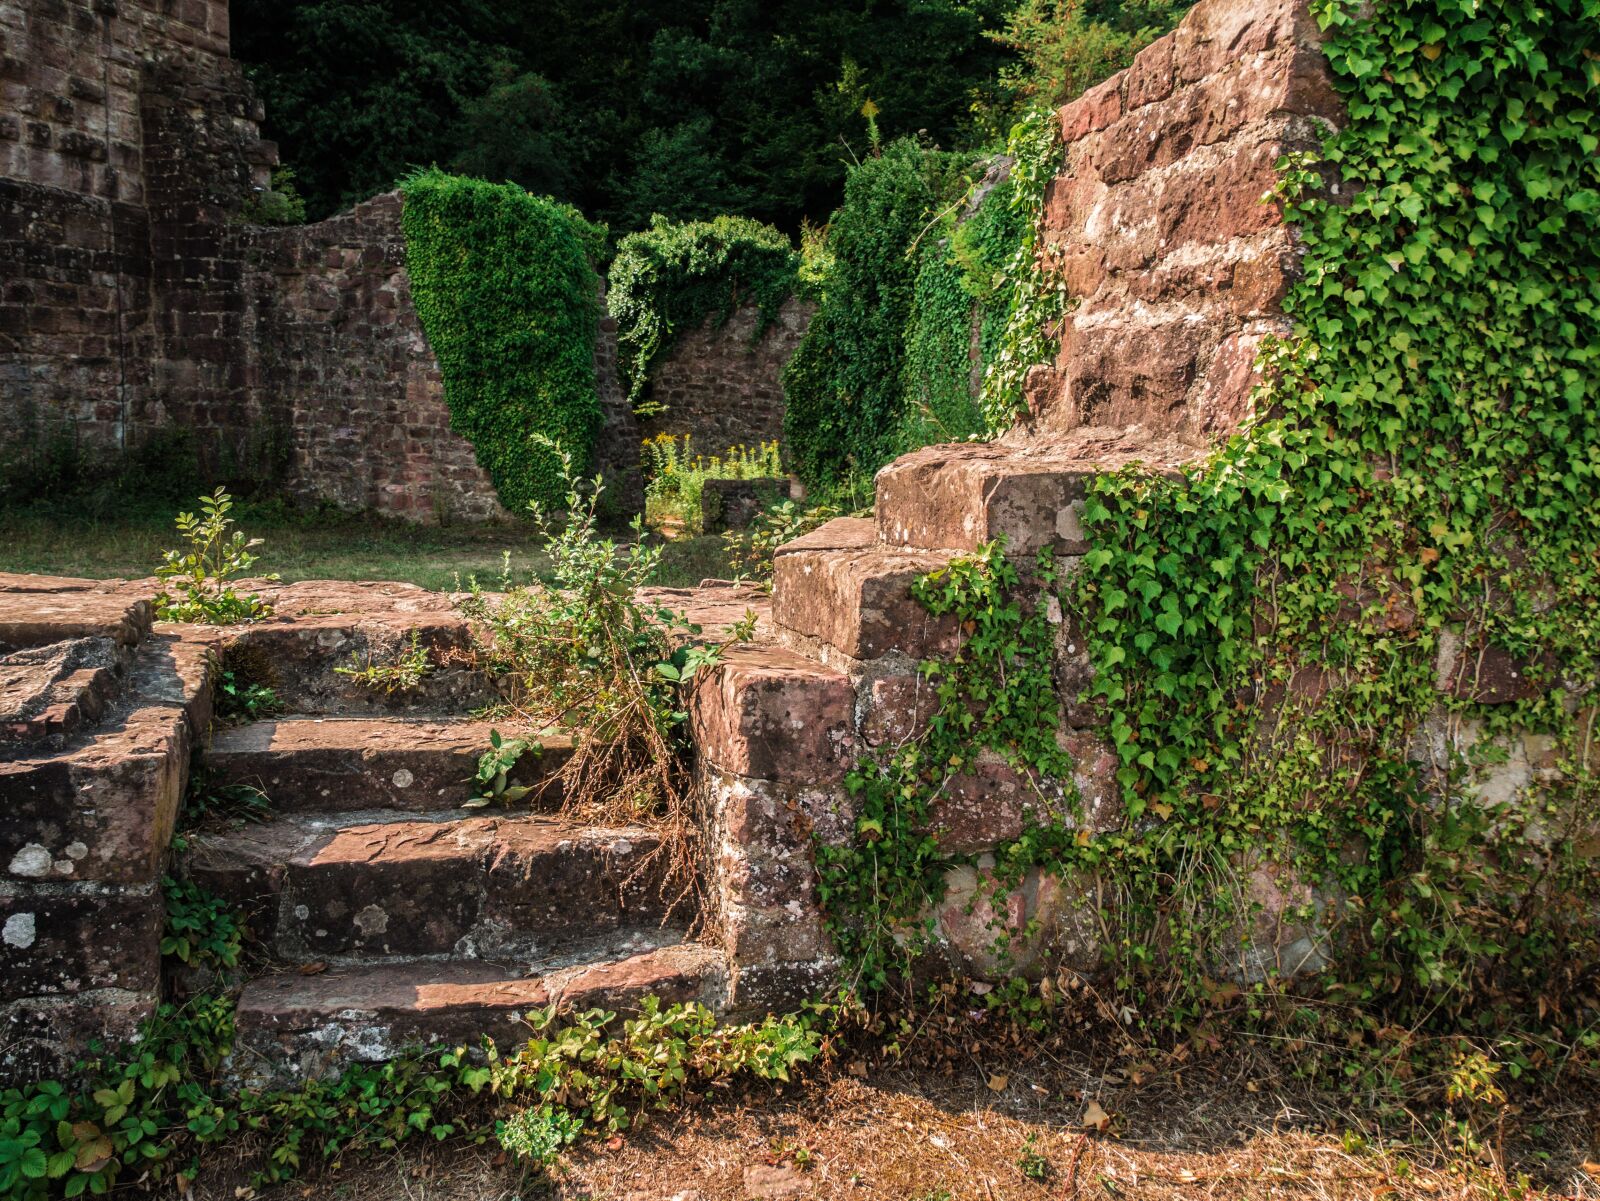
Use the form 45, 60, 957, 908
0, 0, 272, 470
1020, 0, 1342, 445
639, 297, 811, 456
0, 0, 792, 521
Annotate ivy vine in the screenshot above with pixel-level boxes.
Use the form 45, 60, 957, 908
607, 215, 804, 413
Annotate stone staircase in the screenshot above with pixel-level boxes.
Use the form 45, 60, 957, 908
687, 429, 1194, 1006
176, 581, 750, 1085
2, 0, 1348, 1084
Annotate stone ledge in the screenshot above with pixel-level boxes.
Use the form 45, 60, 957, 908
875, 435, 1196, 556
689, 645, 855, 784
773, 547, 958, 662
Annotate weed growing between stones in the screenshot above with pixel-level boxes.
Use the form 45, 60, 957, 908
457, 440, 755, 911
334, 630, 435, 694
153, 488, 276, 625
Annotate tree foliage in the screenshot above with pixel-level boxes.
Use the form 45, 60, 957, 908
234, 0, 1018, 229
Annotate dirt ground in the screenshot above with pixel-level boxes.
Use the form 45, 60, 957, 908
195, 1045, 1600, 1201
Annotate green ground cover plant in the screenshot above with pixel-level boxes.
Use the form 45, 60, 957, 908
401, 169, 607, 512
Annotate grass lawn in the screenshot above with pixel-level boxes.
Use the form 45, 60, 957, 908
0, 504, 735, 592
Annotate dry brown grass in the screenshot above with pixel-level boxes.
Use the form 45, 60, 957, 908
190, 1043, 1599, 1201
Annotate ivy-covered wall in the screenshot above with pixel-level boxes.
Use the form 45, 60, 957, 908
716, 0, 1600, 1061
400, 170, 607, 513
781, 114, 1064, 496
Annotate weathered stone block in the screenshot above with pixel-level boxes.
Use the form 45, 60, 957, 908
690, 645, 854, 783
0, 702, 187, 886
0, 888, 162, 995
774, 547, 958, 662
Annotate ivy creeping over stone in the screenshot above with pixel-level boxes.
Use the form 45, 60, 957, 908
818, 0, 1600, 1051
607, 215, 803, 412
1067, 0, 1600, 1027
400, 169, 607, 512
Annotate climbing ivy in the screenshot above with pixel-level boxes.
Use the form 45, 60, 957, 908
815, 542, 1076, 991
607, 215, 803, 412
781, 140, 968, 491
400, 169, 607, 512
817, 0, 1600, 1045
1069, 0, 1600, 1025
976, 106, 1067, 432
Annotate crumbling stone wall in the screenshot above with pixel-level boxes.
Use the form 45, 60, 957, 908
639, 296, 811, 455
1019, 0, 1341, 444
0, 0, 666, 521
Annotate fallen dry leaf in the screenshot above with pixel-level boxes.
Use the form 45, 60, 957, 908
986, 1073, 1009, 1092
1082, 1100, 1112, 1132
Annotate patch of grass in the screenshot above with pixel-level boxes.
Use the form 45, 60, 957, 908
0, 504, 730, 592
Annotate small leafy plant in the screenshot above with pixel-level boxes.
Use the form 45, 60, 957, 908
722, 499, 841, 589
496, 1106, 581, 1165
158, 877, 243, 971
214, 668, 280, 725
463, 728, 537, 809
334, 631, 435, 694
154, 488, 276, 624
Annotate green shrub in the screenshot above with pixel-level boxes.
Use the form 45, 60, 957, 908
781, 140, 968, 489
896, 171, 1027, 451
400, 169, 607, 512
154, 489, 276, 625
608, 216, 802, 412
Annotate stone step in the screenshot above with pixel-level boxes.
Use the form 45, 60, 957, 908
873, 433, 1196, 555
203, 716, 572, 813
220, 617, 497, 716
185, 810, 681, 964
772, 543, 958, 666
0, 576, 153, 654
231, 935, 726, 1086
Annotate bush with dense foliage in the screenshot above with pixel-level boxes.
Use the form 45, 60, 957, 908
400, 170, 606, 512
781, 140, 970, 490
607, 217, 802, 410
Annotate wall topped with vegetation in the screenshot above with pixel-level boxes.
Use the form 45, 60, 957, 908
400, 170, 608, 513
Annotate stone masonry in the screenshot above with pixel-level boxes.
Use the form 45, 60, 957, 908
1017, 0, 1341, 442
0, 0, 743, 521
638, 295, 811, 455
